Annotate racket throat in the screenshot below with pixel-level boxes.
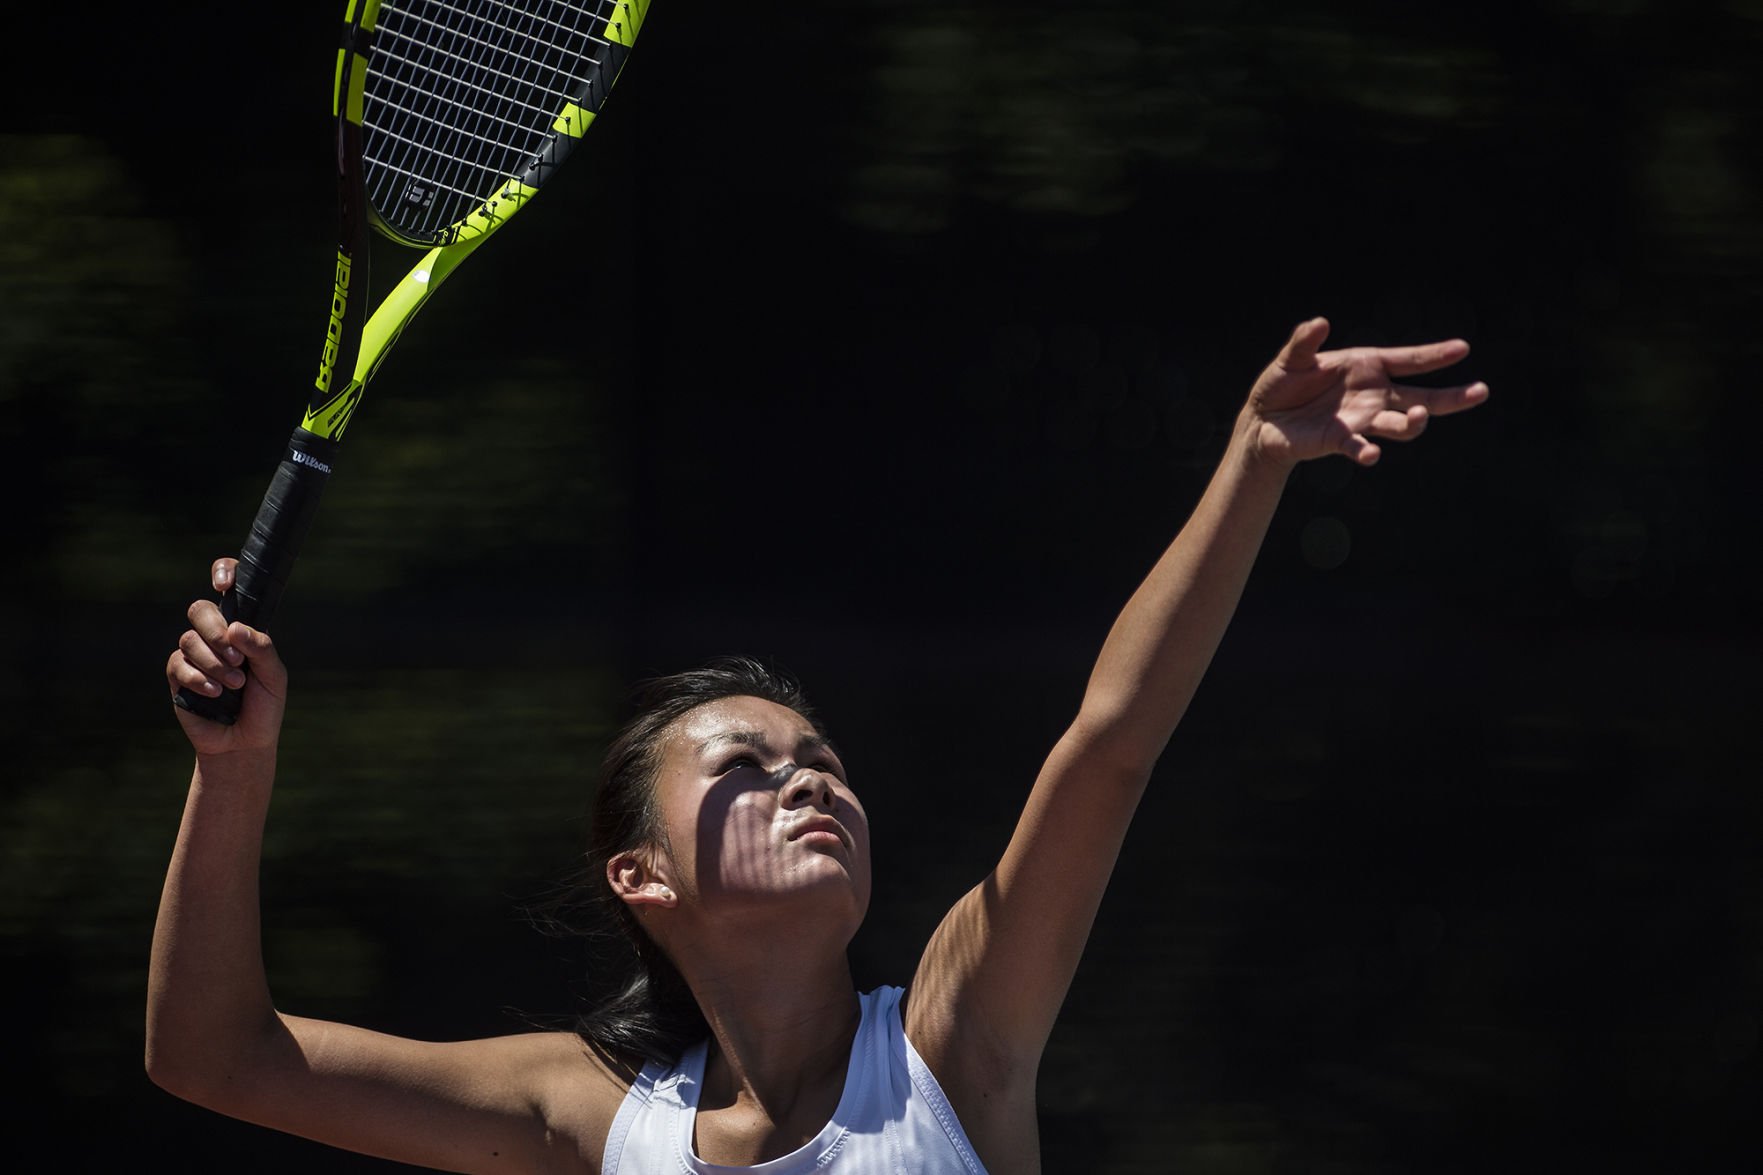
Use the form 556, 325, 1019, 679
307, 111, 373, 442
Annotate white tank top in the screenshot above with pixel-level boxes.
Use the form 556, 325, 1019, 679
600, 986, 989, 1174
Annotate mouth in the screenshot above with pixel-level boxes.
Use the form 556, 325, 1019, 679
788, 816, 851, 853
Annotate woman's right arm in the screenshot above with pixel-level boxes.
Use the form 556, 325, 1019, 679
149, 559, 626, 1174
150, 559, 293, 1104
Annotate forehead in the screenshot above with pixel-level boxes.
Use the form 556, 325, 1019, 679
665, 695, 827, 758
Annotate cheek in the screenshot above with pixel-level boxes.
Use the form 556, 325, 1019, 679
655, 781, 711, 888
838, 798, 874, 886
844, 796, 871, 846
699, 794, 780, 891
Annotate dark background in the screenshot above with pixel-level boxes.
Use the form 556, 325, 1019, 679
4, 1, 1760, 1171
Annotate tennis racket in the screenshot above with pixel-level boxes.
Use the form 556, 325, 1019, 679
175, 0, 651, 723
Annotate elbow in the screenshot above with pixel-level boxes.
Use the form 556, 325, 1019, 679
144, 1029, 212, 1104
145, 1042, 197, 1102
144, 1014, 272, 1109
144, 1003, 194, 1099
145, 1042, 256, 1112
144, 1013, 175, 1090
1064, 707, 1169, 781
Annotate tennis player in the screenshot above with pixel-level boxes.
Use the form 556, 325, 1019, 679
151, 318, 1488, 1172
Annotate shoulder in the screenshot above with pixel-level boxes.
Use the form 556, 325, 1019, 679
468, 1029, 650, 1168
859, 985, 905, 1017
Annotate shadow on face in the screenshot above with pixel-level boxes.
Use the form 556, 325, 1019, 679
659, 696, 871, 931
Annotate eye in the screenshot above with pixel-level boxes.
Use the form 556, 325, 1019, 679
720, 755, 760, 775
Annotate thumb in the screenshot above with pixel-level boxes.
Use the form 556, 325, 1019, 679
1277, 317, 1330, 369
226, 622, 287, 693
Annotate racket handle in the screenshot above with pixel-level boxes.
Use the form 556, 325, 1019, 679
174, 428, 339, 725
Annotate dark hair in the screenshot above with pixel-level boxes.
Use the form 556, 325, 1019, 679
553, 655, 829, 1067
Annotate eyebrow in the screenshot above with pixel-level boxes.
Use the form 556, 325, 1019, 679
695, 729, 841, 762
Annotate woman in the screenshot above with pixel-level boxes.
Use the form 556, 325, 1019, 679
150, 318, 1488, 1172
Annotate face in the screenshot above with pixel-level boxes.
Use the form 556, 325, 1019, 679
647, 695, 871, 929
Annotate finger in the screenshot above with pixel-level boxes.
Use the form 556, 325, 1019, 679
211, 558, 239, 594
1391, 379, 1489, 416
178, 629, 246, 687
167, 649, 226, 698
1339, 431, 1381, 466
227, 622, 287, 694
1377, 338, 1470, 378
1366, 405, 1430, 441
186, 599, 245, 667
1278, 317, 1331, 369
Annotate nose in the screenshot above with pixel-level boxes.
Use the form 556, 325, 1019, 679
777, 765, 837, 813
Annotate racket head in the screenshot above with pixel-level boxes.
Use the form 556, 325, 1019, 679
360, 0, 650, 248
300, 0, 650, 443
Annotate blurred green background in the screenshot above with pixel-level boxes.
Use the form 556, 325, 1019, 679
3, 1, 1759, 1170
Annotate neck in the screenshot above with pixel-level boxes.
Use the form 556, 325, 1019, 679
672, 926, 860, 1115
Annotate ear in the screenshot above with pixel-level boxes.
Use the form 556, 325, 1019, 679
607, 849, 679, 910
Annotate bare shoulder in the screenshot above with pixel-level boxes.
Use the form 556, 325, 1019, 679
447, 1026, 645, 1169
499, 1028, 644, 1168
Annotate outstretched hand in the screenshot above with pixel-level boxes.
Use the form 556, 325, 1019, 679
166, 558, 287, 757
1244, 318, 1489, 468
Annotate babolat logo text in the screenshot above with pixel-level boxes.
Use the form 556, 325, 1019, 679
290, 449, 333, 475
314, 252, 353, 393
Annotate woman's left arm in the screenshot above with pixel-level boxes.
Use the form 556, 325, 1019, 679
906, 318, 1489, 1145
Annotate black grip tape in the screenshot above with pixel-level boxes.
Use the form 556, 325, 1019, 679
173, 428, 339, 725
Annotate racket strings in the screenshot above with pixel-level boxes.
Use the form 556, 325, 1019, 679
369, 0, 606, 220
372, 2, 607, 166
364, 0, 621, 241
369, 0, 557, 210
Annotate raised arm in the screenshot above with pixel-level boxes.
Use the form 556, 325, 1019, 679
148, 559, 624, 1174
907, 319, 1489, 1161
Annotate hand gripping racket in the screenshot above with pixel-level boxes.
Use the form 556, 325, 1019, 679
176, 0, 651, 723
